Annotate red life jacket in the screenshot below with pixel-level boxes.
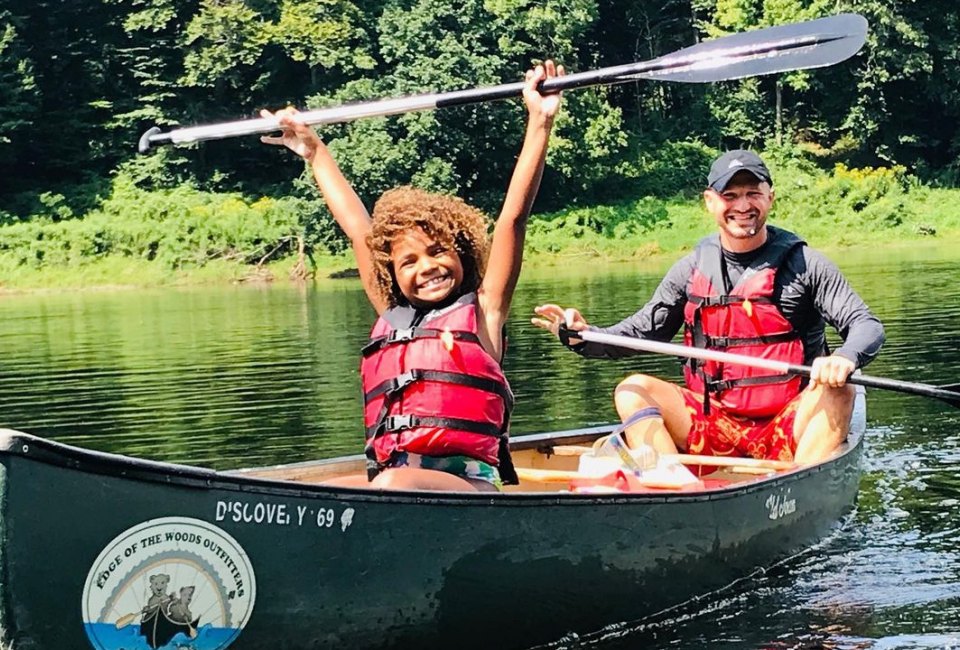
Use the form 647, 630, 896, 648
360, 293, 516, 482
683, 230, 805, 418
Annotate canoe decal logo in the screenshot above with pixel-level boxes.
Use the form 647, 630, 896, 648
765, 488, 797, 520
81, 517, 256, 650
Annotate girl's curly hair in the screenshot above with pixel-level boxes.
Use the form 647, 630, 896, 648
368, 186, 491, 308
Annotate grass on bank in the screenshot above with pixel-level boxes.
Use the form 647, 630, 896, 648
2, 162, 959, 293
522, 164, 960, 263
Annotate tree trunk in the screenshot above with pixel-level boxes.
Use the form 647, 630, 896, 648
775, 77, 783, 146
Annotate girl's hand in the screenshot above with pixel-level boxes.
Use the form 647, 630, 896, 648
259, 107, 322, 161
523, 60, 565, 121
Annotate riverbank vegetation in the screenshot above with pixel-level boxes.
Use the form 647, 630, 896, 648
3, 152, 957, 291
2, 1, 959, 291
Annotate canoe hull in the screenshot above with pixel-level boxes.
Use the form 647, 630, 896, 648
0, 405, 864, 649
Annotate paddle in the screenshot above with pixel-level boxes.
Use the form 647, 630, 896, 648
566, 329, 960, 409
137, 13, 867, 153
115, 608, 198, 638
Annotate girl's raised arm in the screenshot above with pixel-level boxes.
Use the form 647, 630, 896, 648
480, 61, 563, 326
261, 109, 387, 314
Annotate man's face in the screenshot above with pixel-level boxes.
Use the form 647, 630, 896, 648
703, 171, 774, 251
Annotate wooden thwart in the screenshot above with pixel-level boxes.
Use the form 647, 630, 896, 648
513, 467, 594, 484
514, 466, 692, 488
516, 455, 790, 485
546, 445, 795, 471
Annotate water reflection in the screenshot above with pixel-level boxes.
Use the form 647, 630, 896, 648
1, 243, 959, 648
0, 284, 377, 466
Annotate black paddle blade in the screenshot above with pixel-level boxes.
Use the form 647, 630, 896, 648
850, 375, 960, 409
933, 383, 960, 407
637, 13, 868, 84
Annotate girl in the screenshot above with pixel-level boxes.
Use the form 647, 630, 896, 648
262, 60, 563, 491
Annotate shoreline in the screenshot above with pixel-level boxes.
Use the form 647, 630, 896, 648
1, 234, 956, 297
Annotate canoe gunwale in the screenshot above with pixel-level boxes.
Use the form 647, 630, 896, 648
0, 414, 864, 506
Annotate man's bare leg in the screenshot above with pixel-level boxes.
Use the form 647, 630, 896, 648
793, 383, 856, 464
613, 374, 691, 453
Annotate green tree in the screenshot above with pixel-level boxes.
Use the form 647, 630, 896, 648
836, 0, 956, 172
106, 0, 195, 130
0, 0, 136, 213
267, 0, 376, 90
307, 0, 621, 210
0, 11, 38, 172
181, 0, 270, 100
694, 0, 835, 147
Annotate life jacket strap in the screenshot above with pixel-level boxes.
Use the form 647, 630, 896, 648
699, 330, 799, 349
363, 369, 514, 407
687, 294, 774, 308
361, 328, 481, 356
706, 373, 796, 393
365, 414, 503, 440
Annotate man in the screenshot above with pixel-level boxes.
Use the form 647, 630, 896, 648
531, 150, 884, 465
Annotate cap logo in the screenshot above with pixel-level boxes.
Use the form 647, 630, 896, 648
728, 160, 744, 169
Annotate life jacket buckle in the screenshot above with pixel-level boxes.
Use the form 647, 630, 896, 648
388, 370, 419, 395
388, 328, 415, 343
707, 378, 734, 393
702, 295, 739, 308
383, 414, 413, 432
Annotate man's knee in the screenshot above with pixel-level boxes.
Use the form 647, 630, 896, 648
801, 382, 855, 414
809, 381, 855, 397
614, 375, 662, 413
793, 383, 856, 461
615, 373, 660, 396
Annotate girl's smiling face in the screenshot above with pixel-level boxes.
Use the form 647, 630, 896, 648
390, 227, 464, 307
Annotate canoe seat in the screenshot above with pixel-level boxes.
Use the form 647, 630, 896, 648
514, 467, 737, 493
543, 446, 792, 474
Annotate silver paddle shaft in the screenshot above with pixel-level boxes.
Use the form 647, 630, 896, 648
162, 94, 444, 146
574, 329, 960, 407
577, 330, 795, 374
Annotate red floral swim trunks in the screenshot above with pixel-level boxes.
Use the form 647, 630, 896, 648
681, 388, 803, 466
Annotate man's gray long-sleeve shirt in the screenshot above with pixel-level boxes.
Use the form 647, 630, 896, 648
574, 227, 885, 368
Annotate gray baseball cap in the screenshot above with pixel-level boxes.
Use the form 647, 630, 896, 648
707, 150, 773, 191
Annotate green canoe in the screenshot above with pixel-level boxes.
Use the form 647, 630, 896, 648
0, 390, 865, 650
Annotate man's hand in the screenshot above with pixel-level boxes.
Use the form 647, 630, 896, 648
531, 304, 589, 344
809, 354, 856, 388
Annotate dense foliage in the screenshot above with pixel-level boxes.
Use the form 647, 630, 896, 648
1, 0, 959, 281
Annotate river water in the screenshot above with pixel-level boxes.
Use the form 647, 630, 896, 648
1, 243, 959, 649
